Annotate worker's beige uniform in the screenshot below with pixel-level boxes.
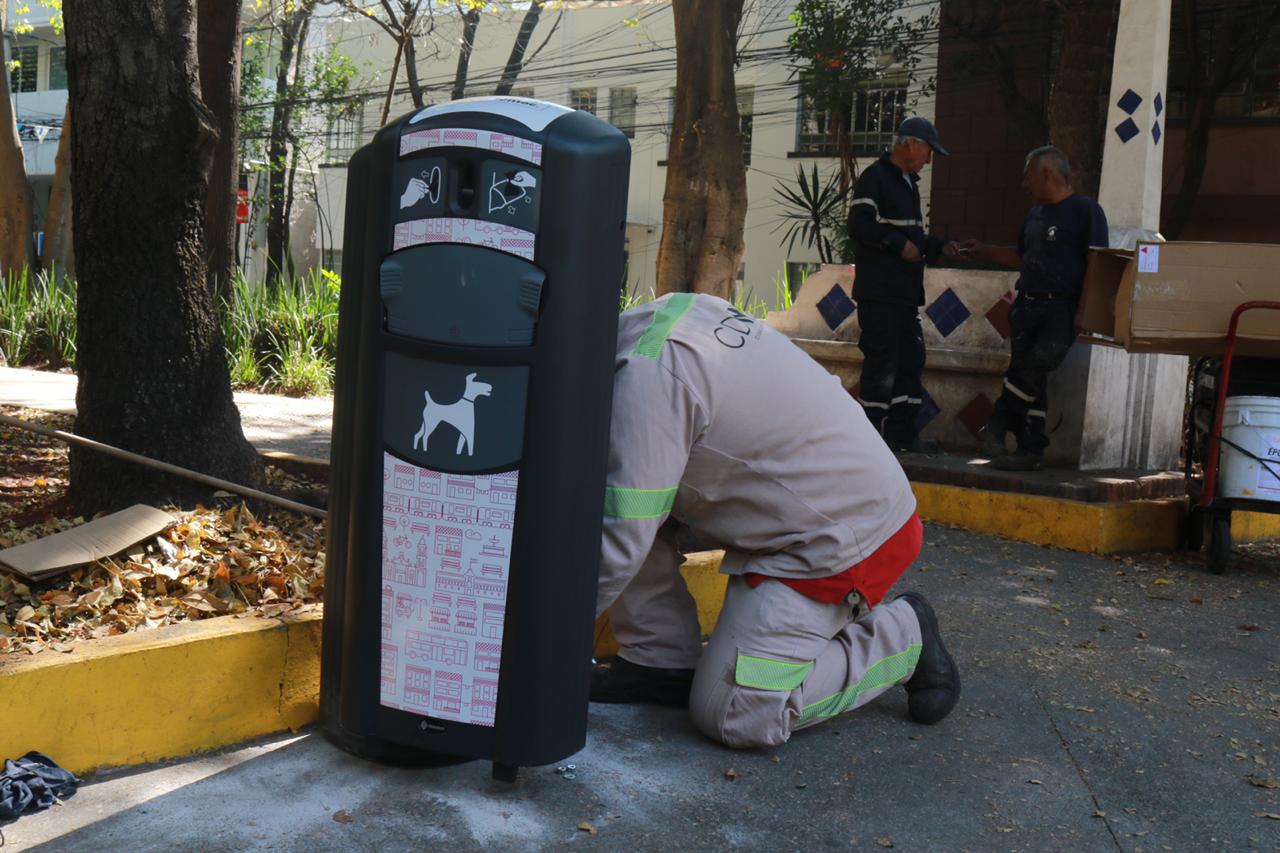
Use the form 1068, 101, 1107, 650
599, 293, 924, 748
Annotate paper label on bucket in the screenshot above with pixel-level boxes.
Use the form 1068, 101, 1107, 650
1258, 436, 1280, 495
379, 453, 516, 727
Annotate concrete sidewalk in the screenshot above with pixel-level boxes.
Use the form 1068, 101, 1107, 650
0, 366, 334, 460
3, 525, 1278, 851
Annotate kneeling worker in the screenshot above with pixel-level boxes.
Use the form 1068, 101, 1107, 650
590, 293, 960, 748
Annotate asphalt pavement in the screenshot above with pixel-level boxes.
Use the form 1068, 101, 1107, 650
1, 525, 1277, 851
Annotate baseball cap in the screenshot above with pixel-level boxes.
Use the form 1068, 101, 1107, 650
896, 117, 949, 156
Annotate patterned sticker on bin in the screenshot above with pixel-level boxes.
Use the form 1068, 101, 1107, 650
380, 453, 518, 727
393, 217, 536, 261
400, 127, 543, 166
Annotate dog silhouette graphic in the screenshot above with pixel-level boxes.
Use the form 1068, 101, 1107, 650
412, 373, 493, 456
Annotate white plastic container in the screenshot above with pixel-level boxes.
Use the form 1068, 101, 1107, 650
1218, 396, 1280, 502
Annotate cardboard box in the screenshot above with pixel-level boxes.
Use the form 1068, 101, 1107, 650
1077, 241, 1280, 358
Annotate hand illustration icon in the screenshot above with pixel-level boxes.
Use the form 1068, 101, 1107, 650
400, 177, 429, 209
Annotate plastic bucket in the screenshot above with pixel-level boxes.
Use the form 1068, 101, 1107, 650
1218, 395, 1280, 502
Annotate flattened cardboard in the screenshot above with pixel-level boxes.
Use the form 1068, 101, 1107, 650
1078, 241, 1280, 358
0, 504, 173, 582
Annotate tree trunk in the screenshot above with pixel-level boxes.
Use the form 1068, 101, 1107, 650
404, 27, 425, 108
381, 39, 404, 125
1047, 0, 1120, 198
40, 104, 74, 277
266, 0, 316, 287
0, 2, 34, 280
654, 0, 747, 299
494, 0, 544, 95
451, 7, 481, 101
197, 0, 243, 298
64, 0, 264, 515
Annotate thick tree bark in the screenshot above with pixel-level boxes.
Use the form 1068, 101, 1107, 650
451, 7, 481, 101
403, 27, 425, 108
654, 0, 747, 299
380, 39, 404, 125
64, 0, 263, 515
494, 0, 544, 95
1047, 0, 1120, 198
197, 0, 243, 297
40, 104, 74, 277
0, 3, 35, 280
266, 0, 317, 287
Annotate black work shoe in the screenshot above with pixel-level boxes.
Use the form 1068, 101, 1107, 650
590, 656, 695, 707
979, 422, 1009, 458
895, 592, 961, 725
888, 435, 940, 455
991, 449, 1044, 471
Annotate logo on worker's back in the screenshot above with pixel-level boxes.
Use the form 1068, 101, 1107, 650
412, 373, 493, 456
714, 307, 761, 349
1046, 225, 1058, 241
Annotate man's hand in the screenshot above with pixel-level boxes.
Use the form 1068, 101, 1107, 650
900, 241, 922, 263
943, 239, 980, 261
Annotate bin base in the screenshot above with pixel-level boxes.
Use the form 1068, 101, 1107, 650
321, 724, 476, 769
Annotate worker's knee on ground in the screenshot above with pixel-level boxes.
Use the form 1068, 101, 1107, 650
690, 682, 791, 749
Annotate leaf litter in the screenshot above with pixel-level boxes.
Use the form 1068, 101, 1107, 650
1, 406, 325, 656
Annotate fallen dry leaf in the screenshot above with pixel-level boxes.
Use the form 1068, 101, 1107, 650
577, 821, 598, 836
877, 837, 894, 848
1252, 812, 1280, 820
1246, 776, 1280, 789
723, 768, 737, 781
332, 810, 354, 824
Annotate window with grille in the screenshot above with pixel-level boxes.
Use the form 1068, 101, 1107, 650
738, 85, 754, 166
570, 87, 597, 114
610, 86, 638, 138
795, 79, 908, 156
47, 46, 67, 91
9, 45, 38, 93
323, 109, 363, 166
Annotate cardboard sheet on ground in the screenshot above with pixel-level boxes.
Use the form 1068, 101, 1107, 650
0, 504, 173, 582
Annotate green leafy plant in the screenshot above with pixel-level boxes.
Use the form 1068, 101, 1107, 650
0, 266, 77, 368
772, 163, 849, 264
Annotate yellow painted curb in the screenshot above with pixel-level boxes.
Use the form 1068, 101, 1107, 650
0, 613, 321, 776
1232, 508, 1280, 543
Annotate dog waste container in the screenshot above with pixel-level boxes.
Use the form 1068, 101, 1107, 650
321, 97, 631, 780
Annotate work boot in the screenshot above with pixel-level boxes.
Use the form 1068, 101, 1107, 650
895, 592, 961, 725
590, 656, 695, 707
887, 434, 940, 455
979, 418, 1009, 458
992, 449, 1044, 471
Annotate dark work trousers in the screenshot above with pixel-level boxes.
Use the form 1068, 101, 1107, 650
993, 295, 1076, 454
856, 300, 925, 443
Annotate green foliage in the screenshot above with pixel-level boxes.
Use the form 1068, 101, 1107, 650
0, 266, 76, 369
772, 164, 849, 264
218, 269, 339, 396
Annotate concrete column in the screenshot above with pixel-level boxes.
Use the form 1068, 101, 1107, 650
1047, 0, 1186, 471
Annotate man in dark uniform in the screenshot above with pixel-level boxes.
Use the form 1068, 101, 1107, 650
970, 145, 1109, 470
848, 116, 961, 454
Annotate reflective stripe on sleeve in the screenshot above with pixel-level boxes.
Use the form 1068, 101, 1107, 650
603, 485, 678, 519
631, 292, 695, 359
849, 196, 922, 227
734, 654, 815, 691
795, 644, 921, 726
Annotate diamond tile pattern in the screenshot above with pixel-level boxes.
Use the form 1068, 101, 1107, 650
1117, 89, 1143, 115
1114, 118, 1140, 144
914, 386, 941, 433
925, 287, 971, 338
1151, 120, 1161, 145
1154, 92, 1163, 116
985, 290, 1017, 339
956, 392, 996, 439
817, 284, 856, 331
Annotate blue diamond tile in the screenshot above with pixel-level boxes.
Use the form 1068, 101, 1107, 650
1117, 89, 1143, 115
1114, 118, 1140, 143
1154, 92, 1163, 116
924, 287, 971, 338
816, 284, 855, 330
914, 386, 940, 433
1151, 120, 1161, 144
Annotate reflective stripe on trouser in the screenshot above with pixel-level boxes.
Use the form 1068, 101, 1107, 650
606, 525, 704, 670
688, 576, 922, 749
993, 298, 1075, 454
